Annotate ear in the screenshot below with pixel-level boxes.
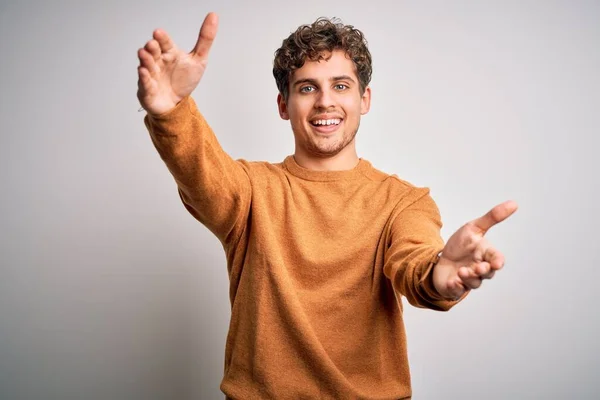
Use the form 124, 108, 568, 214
277, 93, 289, 120
360, 86, 371, 115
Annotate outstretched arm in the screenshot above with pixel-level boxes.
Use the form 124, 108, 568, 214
137, 14, 252, 247
384, 189, 455, 311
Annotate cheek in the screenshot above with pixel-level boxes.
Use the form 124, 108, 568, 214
286, 106, 309, 131
341, 95, 361, 109
289, 104, 311, 122
342, 101, 362, 120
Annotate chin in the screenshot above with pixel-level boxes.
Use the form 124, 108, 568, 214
307, 140, 348, 157
317, 132, 357, 155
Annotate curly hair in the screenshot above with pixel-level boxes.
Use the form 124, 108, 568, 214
273, 17, 372, 100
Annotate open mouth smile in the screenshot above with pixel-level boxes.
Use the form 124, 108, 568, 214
310, 118, 343, 134
311, 118, 342, 126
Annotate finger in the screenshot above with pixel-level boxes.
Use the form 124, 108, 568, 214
463, 277, 483, 290
137, 66, 152, 89
145, 39, 161, 61
192, 12, 219, 58
483, 247, 505, 270
138, 48, 158, 74
447, 278, 468, 299
153, 29, 175, 53
137, 66, 157, 102
482, 270, 495, 280
475, 261, 495, 280
471, 200, 518, 234
458, 266, 483, 289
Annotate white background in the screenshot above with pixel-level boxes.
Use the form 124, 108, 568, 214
1, 0, 598, 398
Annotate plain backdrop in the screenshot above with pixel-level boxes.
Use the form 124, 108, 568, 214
1, 0, 599, 399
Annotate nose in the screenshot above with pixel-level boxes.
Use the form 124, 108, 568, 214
314, 87, 335, 110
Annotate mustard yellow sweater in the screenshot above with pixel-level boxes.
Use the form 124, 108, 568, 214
145, 96, 461, 399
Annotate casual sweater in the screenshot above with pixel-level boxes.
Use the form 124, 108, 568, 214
145, 96, 461, 399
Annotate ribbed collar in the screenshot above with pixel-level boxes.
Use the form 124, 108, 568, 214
283, 155, 373, 182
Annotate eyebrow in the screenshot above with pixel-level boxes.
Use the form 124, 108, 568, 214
292, 75, 356, 88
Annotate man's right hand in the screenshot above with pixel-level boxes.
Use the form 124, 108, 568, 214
137, 12, 218, 115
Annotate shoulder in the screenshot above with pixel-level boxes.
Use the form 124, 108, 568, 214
366, 161, 439, 210
365, 161, 419, 192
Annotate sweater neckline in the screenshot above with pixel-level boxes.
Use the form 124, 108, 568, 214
283, 155, 372, 182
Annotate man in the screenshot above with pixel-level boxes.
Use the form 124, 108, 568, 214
137, 12, 517, 399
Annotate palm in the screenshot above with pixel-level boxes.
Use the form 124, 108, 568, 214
443, 223, 485, 264
433, 200, 518, 299
137, 13, 218, 115
146, 52, 207, 113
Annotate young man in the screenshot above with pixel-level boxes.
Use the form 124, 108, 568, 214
137, 12, 517, 399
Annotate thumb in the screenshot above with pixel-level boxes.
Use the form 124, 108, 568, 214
192, 12, 219, 59
472, 200, 518, 234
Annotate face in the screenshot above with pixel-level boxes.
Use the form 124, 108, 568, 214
277, 50, 371, 160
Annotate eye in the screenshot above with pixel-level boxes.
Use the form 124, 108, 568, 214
334, 84, 349, 90
300, 86, 316, 93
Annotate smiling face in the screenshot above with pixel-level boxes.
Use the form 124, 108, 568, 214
277, 50, 371, 169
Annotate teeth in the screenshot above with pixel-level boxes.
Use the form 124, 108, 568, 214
313, 119, 341, 126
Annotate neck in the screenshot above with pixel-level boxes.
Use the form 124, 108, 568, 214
293, 142, 359, 171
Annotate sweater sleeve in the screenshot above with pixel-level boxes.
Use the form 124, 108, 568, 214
383, 188, 465, 311
144, 96, 251, 247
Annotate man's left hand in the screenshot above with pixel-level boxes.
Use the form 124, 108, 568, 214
432, 200, 519, 300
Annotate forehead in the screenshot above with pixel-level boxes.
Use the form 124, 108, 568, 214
291, 49, 358, 82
